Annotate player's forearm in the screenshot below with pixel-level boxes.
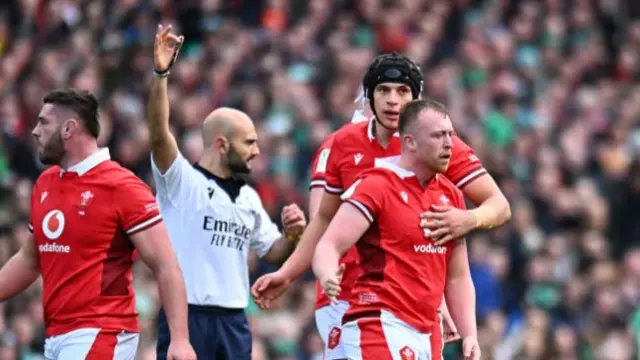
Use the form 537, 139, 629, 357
263, 236, 297, 267
469, 194, 511, 230
147, 75, 178, 172
0, 251, 39, 301
279, 216, 329, 280
444, 275, 477, 338
312, 241, 341, 284
438, 297, 457, 331
148, 76, 171, 143
154, 265, 190, 340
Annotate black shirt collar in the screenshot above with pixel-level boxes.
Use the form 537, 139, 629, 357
193, 163, 246, 203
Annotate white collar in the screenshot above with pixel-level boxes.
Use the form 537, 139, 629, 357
60, 148, 111, 176
375, 157, 440, 182
367, 117, 400, 142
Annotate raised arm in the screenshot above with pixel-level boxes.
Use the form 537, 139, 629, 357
148, 24, 184, 174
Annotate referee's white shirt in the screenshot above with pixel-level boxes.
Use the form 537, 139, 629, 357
151, 153, 281, 309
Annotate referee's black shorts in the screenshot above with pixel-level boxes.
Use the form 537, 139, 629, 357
156, 304, 251, 360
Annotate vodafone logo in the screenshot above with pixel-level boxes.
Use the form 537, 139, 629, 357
413, 243, 447, 255
42, 210, 65, 240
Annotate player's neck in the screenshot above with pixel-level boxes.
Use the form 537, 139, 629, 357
372, 120, 395, 148
398, 155, 436, 187
198, 154, 231, 179
60, 139, 99, 170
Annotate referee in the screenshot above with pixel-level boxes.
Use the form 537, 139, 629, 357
147, 25, 306, 359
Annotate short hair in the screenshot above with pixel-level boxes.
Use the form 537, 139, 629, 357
398, 98, 449, 135
43, 89, 100, 138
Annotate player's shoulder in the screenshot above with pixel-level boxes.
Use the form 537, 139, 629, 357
99, 161, 150, 188
239, 182, 259, 199
320, 131, 337, 148
354, 166, 397, 184
332, 120, 369, 143
238, 183, 265, 208
313, 131, 337, 160
35, 166, 62, 184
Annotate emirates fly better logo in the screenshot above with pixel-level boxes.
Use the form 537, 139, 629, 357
39, 209, 70, 253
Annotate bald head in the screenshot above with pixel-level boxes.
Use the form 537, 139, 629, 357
202, 107, 260, 175
202, 107, 255, 147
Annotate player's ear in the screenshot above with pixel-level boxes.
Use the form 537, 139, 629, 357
403, 134, 417, 152
61, 119, 78, 140
215, 136, 229, 154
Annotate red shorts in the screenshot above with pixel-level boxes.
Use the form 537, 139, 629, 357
341, 310, 442, 360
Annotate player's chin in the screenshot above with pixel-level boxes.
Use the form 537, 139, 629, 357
380, 118, 399, 130
435, 157, 451, 172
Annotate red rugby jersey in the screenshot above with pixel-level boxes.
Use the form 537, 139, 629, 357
314, 118, 487, 309
29, 149, 162, 337
341, 164, 466, 333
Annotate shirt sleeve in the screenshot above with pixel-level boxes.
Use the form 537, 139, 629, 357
340, 172, 386, 223
247, 188, 282, 258
151, 152, 200, 206
116, 175, 163, 236
324, 136, 344, 194
446, 135, 487, 189
309, 136, 335, 190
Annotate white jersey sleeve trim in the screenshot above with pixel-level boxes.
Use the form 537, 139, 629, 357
325, 184, 344, 194
28, 223, 33, 233
125, 214, 163, 235
345, 199, 374, 223
455, 168, 488, 188
310, 179, 327, 188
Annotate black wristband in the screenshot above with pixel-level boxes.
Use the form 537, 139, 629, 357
153, 68, 171, 77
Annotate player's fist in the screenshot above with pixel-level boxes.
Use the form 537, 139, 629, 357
320, 264, 345, 303
462, 336, 481, 360
281, 203, 306, 239
167, 339, 196, 360
251, 270, 291, 309
154, 24, 184, 73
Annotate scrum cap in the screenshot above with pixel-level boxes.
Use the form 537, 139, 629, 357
362, 52, 424, 113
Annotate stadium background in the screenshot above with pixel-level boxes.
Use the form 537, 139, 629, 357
0, 0, 639, 359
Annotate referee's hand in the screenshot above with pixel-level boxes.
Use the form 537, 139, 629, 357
154, 24, 184, 73
281, 203, 306, 239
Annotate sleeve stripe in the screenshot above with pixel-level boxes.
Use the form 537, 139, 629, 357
325, 184, 344, 194
345, 199, 374, 223
310, 180, 326, 188
455, 168, 488, 189
126, 214, 163, 235
28, 223, 33, 233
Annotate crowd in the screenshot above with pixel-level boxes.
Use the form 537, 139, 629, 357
0, 0, 639, 359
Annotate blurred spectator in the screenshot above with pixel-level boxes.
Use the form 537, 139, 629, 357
0, 0, 639, 359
